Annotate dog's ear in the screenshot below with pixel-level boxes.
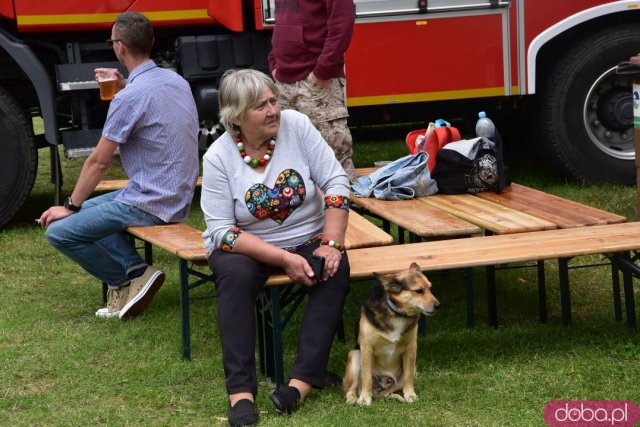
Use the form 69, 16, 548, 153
373, 272, 400, 290
410, 262, 421, 272
384, 279, 403, 294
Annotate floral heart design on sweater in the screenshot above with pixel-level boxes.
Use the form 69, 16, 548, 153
245, 169, 306, 224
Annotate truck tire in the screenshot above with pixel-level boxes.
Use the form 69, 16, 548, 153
537, 25, 638, 184
0, 87, 37, 229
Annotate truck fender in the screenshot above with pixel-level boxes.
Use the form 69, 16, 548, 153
527, 0, 639, 94
0, 27, 58, 145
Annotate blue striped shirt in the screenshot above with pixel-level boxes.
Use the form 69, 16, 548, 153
102, 60, 199, 223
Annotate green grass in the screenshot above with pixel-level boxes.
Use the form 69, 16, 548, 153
1, 135, 639, 426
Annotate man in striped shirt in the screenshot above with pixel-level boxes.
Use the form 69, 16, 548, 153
39, 12, 199, 320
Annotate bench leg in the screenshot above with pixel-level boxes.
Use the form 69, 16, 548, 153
398, 226, 405, 244
611, 257, 623, 322
179, 259, 191, 360
256, 288, 285, 386
537, 261, 547, 323
256, 293, 271, 377
409, 233, 421, 243
268, 287, 285, 386
466, 268, 475, 329
618, 252, 637, 329
382, 219, 391, 235
558, 258, 571, 326
336, 316, 346, 343
102, 282, 108, 304
144, 241, 153, 265
486, 265, 497, 328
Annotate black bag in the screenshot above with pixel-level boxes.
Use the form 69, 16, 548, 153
432, 131, 510, 194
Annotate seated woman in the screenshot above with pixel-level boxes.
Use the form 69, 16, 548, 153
201, 68, 351, 426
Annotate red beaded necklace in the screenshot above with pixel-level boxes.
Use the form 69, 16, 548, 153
236, 132, 276, 168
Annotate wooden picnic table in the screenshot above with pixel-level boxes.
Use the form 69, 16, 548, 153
418, 193, 556, 235
351, 180, 628, 328
351, 195, 480, 240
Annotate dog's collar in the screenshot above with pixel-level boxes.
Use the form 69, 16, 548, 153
386, 296, 408, 317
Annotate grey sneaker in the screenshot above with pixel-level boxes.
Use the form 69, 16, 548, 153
95, 286, 129, 318
119, 266, 165, 319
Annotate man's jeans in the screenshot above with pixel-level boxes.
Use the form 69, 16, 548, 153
45, 191, 165, 288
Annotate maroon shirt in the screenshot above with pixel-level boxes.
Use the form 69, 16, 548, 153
268, 0, 355, 83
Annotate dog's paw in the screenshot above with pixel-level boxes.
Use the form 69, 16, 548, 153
357, 395, 372, 406
387, 393, 405, 402
404, 392, 418, 403
345, 392, 357, 405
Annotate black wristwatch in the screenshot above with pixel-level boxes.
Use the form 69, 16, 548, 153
64, 197, 81, 212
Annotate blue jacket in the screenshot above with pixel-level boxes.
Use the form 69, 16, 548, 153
352, 152, 438, 200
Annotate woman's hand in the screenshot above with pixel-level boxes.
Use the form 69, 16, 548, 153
313, 244, 342, 282
281, 251, 317, 286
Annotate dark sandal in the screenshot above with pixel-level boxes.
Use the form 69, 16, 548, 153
228, 399, 259, 427
270, 386, 301, 415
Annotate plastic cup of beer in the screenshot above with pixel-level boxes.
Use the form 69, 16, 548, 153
95, 68, 118, 101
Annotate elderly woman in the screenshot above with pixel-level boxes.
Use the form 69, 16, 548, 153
201, 69, 351, 426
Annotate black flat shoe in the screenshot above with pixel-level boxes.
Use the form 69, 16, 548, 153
228, 399, 259, 427
270, 386, 301, 415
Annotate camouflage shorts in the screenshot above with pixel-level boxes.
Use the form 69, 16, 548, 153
276, 75, 349, 123
276, 76, 356, 182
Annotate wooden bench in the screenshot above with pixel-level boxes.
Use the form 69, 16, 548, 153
256, 222, 640, 385
126, 209, 393, 364
129, 215, 640, 386
95, 166, 376, 192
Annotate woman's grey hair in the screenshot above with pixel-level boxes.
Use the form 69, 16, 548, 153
218, 69, 279, 133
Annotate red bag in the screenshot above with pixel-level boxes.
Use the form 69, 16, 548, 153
406, 125, 461, 171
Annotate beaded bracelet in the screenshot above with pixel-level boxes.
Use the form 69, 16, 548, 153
321, 239, 346, 252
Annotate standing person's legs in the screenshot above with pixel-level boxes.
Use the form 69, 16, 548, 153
45, 191, 164, 287
316, 118, 356, 183
276, 77, 357, 182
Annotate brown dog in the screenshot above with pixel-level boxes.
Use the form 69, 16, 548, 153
343, 263, 440, 405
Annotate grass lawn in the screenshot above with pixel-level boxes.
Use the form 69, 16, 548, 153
1, 131, 639, 426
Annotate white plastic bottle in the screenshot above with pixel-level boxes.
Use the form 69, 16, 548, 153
475, 111, 496, 142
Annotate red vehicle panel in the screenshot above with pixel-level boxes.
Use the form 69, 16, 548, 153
346, 14, 505, 106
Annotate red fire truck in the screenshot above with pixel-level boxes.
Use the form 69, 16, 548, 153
0, 0, 638, 228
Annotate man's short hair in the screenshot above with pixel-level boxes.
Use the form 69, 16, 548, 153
113, 12, 154, 56
218, 69, 279, 133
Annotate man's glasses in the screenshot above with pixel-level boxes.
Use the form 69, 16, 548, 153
106, 39, 122, 47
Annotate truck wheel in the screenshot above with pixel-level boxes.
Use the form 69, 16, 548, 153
537, 25, 638, 184
0, 87, 37, 229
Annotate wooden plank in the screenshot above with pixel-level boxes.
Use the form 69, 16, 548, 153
265, 222, 640, 285
95, 176, 203, 192
128, 209, 393, 262
127, 223, 203, 258
344, 209, 394, 249
474, 183, 626, 228
418, 193, 557, 234
355, 167, 377, 177
351, 195, 480, 238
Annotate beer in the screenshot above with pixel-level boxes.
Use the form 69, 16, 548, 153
99, 78, 117, 101
95, 68, 118, 101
